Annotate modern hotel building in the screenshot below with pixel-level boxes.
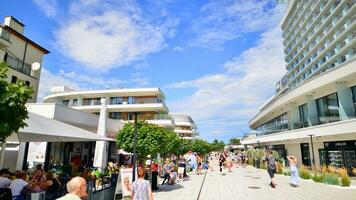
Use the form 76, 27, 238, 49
242, 0, 356, 174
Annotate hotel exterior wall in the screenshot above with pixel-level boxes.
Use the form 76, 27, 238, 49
250, 59, 356, 130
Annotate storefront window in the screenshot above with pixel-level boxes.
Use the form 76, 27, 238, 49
316, 93, 340, 124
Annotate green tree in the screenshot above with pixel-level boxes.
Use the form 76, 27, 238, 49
210, 139, 225, 152
0, 62, 33, 142
229, 137, 241, 145
116, 121, 181, 162
191, 140, 211, 155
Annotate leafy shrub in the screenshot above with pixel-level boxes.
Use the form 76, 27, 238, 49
299, 165, 311, 179
276, 162, 284, 174
261, 162, 267, 170
283, 170, 291, 176
339, 168, 350, 187
322, 173, 340, 185
312, 174, 324, 183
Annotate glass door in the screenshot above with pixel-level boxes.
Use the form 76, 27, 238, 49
300, 143, 311, 166
327, 150, 344, 167
344, 149, 356, 175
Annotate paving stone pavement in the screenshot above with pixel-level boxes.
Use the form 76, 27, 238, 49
153, 166, 356, 200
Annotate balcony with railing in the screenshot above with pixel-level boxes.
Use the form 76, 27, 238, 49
5, 54, 32, 77
0, 27, 10, 42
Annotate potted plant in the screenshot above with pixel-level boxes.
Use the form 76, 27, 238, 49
255, 149, 265, 169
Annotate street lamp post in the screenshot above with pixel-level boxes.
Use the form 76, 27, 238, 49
132, 112, 138, 182
308, 134, 317, 175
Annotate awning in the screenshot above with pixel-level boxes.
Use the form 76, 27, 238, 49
6, 112, 114, 142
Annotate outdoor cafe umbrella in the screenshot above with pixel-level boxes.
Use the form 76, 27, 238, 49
93, 98, 109, 172
0, 112, 113, 168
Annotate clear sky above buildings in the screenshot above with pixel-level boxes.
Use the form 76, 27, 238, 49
1, 0, 287, 142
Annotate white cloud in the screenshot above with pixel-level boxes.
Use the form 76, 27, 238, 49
55, 2, 177, 71
173, 46, 184, 51
191, 0, 285, 49
38, 68, 149, 102
33, 0, 58, 17
38, 68, 83, 101
166, 24, 286, 139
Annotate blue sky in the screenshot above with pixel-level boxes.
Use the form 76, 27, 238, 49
1, 0, 287, 142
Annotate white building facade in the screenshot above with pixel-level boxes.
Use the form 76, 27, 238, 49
242, 0, 356, 174
171, 114, 199, 140
0, 16, 49, 102
43, 86, 175, 129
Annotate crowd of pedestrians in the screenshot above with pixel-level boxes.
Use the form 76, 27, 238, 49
209, 149, 300, 190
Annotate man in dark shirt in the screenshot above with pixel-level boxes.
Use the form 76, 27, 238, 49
264, 150, 276, 188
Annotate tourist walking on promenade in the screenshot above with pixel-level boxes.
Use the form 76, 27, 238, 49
177, 156, 186, 182
197, 155, 202, 175
219, 153, 226, 172
188, 151, 197, 173
264, 150, 277, 188
131, 168, 153, 200
226, 155, 233, 172
287, 156, 299, 187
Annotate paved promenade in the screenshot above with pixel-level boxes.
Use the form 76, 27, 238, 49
153, 166, 356, 200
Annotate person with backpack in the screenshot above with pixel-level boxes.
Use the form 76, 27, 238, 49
264, 150, 276, 188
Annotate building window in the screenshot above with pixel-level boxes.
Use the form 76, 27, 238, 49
256, 113, 288, 135
25, 81, 30, 86
83, 98, 101, 105
127, 113, 135, 120
316, 93, 340, 124
128, 97, 135, 104
298, 104, 308, 128
352, 86, 356, 114
72, 99, 78, 106
11, 76, 17, 83
110, 97, 123, 105
109, 112, 121, 119
62, 100, 69, 106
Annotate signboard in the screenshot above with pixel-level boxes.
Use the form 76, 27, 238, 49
324, 140, 356, 148
27, 142, 47, 169
120, 168, 136, 198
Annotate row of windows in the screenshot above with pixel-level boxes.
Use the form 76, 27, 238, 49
297, 86, 356, 127
256, 113, 289, 136
258, 86, 356, 134
62, 96, 163, 106
289, 47, 355, 88
284, 1, 346, 50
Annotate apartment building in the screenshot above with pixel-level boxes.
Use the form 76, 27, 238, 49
242, 0, 356, 174
43, 86, 175, 129
0, 16, 49, 102
171, 114, 199, 140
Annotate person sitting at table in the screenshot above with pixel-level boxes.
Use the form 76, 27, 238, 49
9, 171, 28, 200
43, 171, 62, 200
161, 159, 173, 185
27, 170, 46, 192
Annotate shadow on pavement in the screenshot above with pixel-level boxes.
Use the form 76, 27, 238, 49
154, 183, 184, 193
